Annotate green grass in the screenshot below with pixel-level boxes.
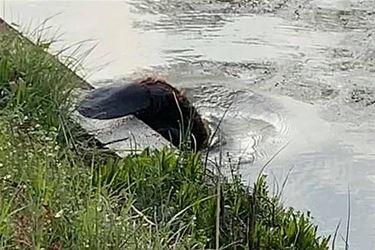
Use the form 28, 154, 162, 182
0, 22, 330, 249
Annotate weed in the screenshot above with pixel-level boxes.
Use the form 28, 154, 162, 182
0, 19, 330, 249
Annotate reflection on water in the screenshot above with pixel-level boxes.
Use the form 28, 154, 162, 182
2, 0, 375, 249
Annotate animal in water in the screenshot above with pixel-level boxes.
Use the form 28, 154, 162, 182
77, 77, 209, 150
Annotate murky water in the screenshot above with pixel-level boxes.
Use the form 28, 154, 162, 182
2, 1, 375, 249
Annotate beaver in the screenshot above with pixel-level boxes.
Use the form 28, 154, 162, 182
77, 77, 209, 150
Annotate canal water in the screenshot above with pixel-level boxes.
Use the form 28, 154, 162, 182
2, 1, 375, 249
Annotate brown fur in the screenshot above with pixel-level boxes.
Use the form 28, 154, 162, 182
135, 77, 209, 150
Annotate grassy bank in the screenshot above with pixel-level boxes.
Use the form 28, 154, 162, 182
0, 22, 330, 249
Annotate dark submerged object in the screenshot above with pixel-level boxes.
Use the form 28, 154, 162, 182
77, 77, 209, 150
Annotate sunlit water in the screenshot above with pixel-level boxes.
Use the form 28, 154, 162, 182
2, 1, 375, 249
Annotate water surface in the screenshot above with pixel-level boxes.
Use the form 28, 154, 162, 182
2, 1, 375, 249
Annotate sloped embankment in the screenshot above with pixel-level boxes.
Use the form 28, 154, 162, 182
0, 18, 329, 249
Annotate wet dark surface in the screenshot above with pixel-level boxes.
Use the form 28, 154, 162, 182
2, 1, 375, 249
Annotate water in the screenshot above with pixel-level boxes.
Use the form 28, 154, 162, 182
2, 1, 375, 249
